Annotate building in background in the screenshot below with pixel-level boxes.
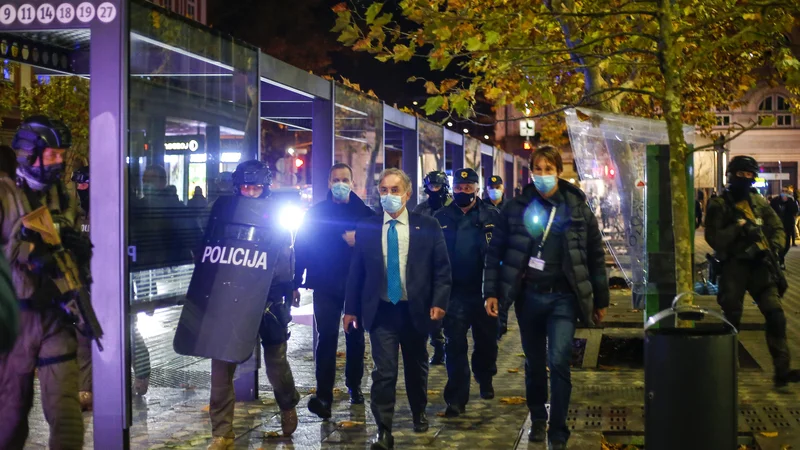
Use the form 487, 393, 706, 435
147, 0, 207, 24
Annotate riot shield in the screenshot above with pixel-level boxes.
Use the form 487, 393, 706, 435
173, 195, 285, 363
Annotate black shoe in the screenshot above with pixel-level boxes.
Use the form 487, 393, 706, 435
548, 441, 567, 450
444, 404, 464, 418
775, 369, 800, 388
370, 429, 394, 450
349, 387, 365, 405
479, 381, 495, 400
430, 346, 445, 365
528, 420, 547, 442
307, 396, 332, 420
413, 412, 429, 432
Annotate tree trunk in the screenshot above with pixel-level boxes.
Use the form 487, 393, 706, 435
658, 0, 694, 317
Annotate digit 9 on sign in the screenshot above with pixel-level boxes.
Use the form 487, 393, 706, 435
0, 4, 16, 25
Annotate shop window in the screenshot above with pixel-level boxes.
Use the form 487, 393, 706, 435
778, 115, 793, 127
715, 115, 730, 127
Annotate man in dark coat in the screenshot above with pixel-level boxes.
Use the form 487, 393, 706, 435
345, 168, 451, 450
295, 163, 375, 419
435, 168, 501, 416
484, 146, 609, 450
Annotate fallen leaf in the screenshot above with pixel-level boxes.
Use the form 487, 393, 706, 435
264, 431, 281, 438
516, 353, 526, 358
339, 420, 365, 428
436, 412, 446, 417
499, 396, 526, 405
201, 405, 210, 412
761, 431, 779, 438
333, 388, 342, 394
308, 388, 317, 394
336, 363, 345, 369
508, 368, 520, 373
610, 302, 618, 306
781, 444, 792, 450
427, 390, 441, 396
336, 351, 346, 358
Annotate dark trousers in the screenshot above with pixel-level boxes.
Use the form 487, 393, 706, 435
430, 321, 444, 349
782, 225, 794, 264
313, 291, 365, 402
444, 295, 498, 407
718, 260, 791, 377
498, 298, 512, 330
370, 301, 428, 432
518, 290, 577, 444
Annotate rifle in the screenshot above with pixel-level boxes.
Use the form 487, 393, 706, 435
21, 206, 104, 350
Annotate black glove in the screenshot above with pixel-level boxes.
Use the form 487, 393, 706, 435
741, 220, 763, 243
27, 244, 56, 275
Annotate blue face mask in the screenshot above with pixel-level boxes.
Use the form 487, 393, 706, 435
331, 182, 351, 201
381, 194, 404, 213
533, 175, 558, 194
487, 188, 503, 201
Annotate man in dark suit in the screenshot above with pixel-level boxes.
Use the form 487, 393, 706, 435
344, 168, 452, 450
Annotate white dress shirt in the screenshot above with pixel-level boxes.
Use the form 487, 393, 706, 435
382, 208, 410, 301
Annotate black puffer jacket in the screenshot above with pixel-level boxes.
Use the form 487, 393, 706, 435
483, 181, 609, 326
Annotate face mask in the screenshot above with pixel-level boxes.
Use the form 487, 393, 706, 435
728, 176, 753, 199
331, 182, 351, 201
425, 188, 446, 210
487, 188, 503, 201
533, 175, 557, 194
381, 194, 404, 214
453, 192, 476, 208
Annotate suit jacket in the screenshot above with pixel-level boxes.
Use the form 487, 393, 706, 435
345, 210, 452, 334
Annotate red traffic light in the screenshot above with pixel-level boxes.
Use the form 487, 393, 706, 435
609, 168, 615, 177
295, 158, 304, 168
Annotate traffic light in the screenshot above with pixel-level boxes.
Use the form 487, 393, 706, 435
295, 157, 304, 169
523, 141, 532, 150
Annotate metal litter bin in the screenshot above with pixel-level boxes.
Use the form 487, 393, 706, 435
644, 294, 738, 450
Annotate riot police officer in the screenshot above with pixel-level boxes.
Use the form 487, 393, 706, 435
0, 116, 84, 449
706, 155, 800, 389
413, 170, 452, 364
434, 168, 501, 416
205, 160, 301, 450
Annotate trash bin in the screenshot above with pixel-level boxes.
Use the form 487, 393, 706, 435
644, 294, 738, 450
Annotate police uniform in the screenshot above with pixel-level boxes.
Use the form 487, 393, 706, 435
706, 156, 800, 388
485, 175, 511, 337
485, 175, 508, 210
434, 168, 501, 414
204, 161, 300, 449
413, 170, 452, 365
0, 117, 84, 449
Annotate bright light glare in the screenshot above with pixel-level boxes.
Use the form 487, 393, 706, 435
447, 122, 453, 127
533, 215, 539, 224
136, 312, 165, 339
484, 135, 490, 139
569, 178, 575, 183
280, 205, 306, 231
288, 147, 295, 155
463, 128, 469, 133
413, 101, 418, 105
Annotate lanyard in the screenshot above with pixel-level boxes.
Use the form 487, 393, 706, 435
536, 205, 558, 259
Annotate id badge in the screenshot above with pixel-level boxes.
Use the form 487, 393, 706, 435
528, 257, 545, 271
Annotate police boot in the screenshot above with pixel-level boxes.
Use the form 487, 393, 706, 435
207, 437, 234, 450
134, 376, 150, 396
775, 369, 800, 389
281, 407, 298, 436
430, 344, 445, 365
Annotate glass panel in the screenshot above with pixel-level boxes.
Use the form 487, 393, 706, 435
777, 96, 789, 111
464, 136, 481, 173
418, 119, 444, 204
127, 1, 260, 436
759, 96, 773, 111
334, 84, 384, 208
778, 115, 792, 126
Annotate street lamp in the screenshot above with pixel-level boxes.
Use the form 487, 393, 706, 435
463, 128, 469, 133
484, 135, 490, 139
413, 101, 418, 105
447, 122, 453, 127
287, 147, 295, 155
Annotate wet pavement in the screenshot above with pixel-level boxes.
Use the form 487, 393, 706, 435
23, 230, 800, 449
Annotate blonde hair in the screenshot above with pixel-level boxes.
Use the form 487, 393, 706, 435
378, 168, 412, 193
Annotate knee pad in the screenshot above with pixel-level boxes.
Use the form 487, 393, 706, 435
764, 309, 787, 338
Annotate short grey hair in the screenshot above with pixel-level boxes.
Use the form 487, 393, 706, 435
378, 168, 412, 193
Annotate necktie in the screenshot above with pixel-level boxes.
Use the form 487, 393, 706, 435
387, 220, 402, 304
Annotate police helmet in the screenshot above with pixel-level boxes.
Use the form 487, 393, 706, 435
726, 156, 759, 176
12, 115, 72, 167
232, 160, 272, 197
423, 170, 450, 191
